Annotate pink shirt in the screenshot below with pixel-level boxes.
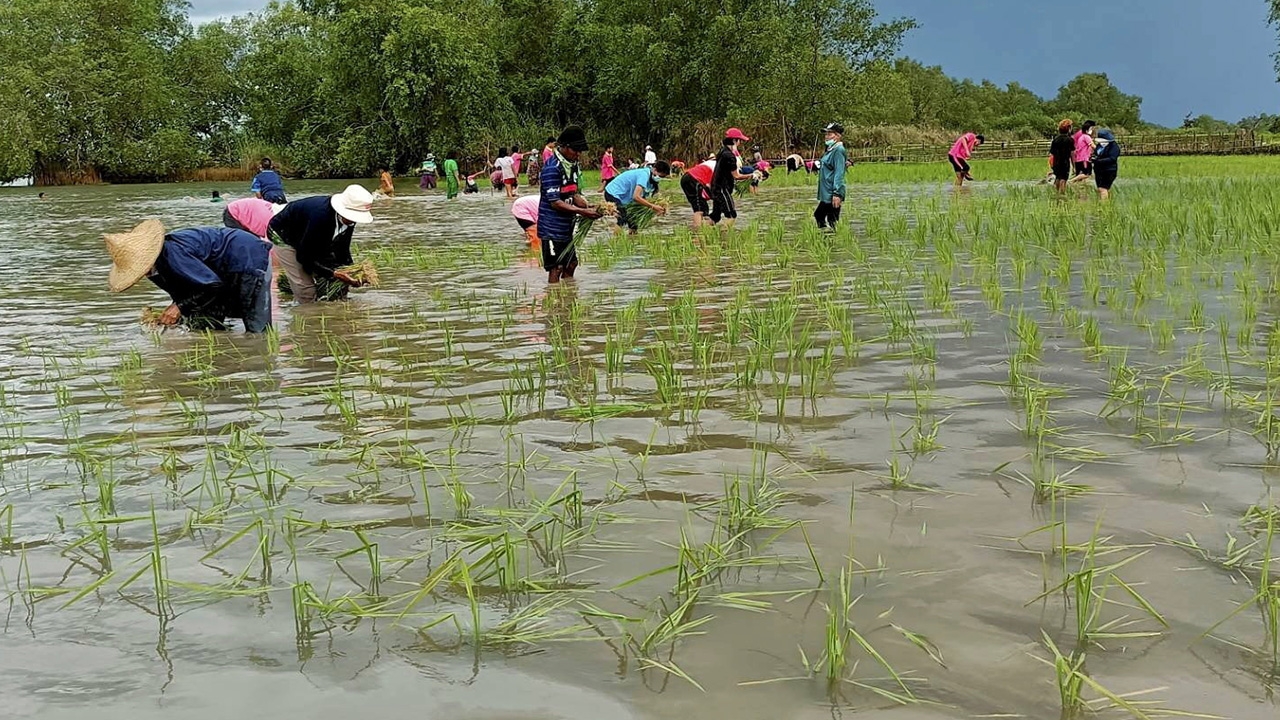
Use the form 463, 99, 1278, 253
600, 152, 616, 180
542, 147, 554, 163
512, 195, 539, 224
225, 197, 277, 238
1073, 131, 1095, 164
950, 133, 977, 160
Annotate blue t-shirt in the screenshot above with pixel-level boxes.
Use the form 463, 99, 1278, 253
537, 151, 581, 241
250, 170, 286, 203
604, 168, 657, 206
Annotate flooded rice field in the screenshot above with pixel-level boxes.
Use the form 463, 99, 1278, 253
1, 172, 1279, 719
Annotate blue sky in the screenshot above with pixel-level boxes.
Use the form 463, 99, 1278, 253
189, 0, 1280, 127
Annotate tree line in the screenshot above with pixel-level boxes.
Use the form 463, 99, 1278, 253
0, 0, 1211, 184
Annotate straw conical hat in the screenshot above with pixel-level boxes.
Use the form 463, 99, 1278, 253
105, 219, 165, 292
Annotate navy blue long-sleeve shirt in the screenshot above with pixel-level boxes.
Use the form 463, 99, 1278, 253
267, 195, 354, 278
148, 227, 270, 316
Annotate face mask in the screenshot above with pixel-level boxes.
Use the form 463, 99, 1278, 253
825, 138, 838, 149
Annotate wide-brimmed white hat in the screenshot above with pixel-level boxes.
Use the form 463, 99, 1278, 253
331, 184, 374, 224
105, 219, 165, 292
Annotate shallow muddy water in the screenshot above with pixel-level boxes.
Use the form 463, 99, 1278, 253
0, 176, 1277, 719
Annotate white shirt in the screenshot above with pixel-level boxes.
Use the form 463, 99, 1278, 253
495, 156, 516, 180
644, 149, 657, 165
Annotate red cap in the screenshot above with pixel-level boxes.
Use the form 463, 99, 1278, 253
724, 128, 750, 141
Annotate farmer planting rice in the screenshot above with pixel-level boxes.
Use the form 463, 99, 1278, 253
537, 125, 601, 284
267, 185, 375, 303
104, 220, 272, 332
681, 156, 716, 228
603, 161, 670, 234
815, 122, 847, 230
511, 194, 540, 249
948, 132, 984, 187
223, 197, 283, 239
710, 128, 756, 229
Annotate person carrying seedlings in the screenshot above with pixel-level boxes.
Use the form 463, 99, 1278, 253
223, 197, 283, 239
815, 122, 848, 230
378, 166, 395, 197
494, 147, 517, 199
948, 132, 984, 187
604, 161, 671, 233
512, 194, 540, 249
444, 151, 462, 199
1050, 119, 1075, 194
251, 158, 287, 204
537, 125, 601, 284
419, 154, 438, 190
267, 185, 375, 303
710, 128, 755, 228
1092, 129, 1120, 202
1071, 120, 1097, 184
681, 157, 716, 228
599, 146, 617, 193
103, 220, 272, 332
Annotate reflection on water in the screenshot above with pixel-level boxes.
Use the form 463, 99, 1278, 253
0, 179, 1275, 720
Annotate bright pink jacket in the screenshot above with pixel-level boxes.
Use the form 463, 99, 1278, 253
1073, 131, 1095, 164
949, 133, 978, 160
226, 197, 277, 238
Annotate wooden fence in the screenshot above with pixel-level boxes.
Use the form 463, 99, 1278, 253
846, 131, 1274, 164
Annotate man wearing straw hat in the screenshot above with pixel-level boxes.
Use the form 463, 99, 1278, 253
104, 221, 273, 332
267, 185, 375, 303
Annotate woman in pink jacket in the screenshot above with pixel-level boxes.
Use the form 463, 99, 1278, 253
948, 132, 984, 188
1071, 120, 1097, 184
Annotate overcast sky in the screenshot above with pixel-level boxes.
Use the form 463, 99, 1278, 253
188, 0, 1280, 126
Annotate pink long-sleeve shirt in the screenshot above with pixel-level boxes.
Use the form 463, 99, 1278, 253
1073, 131, 1095, 164
949, 133, 978, 160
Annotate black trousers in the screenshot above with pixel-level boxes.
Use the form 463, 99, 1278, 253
814, 201, 841, 228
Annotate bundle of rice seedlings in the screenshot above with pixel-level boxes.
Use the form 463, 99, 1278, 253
277, 257, 380, 301
140, 307, 165, 327
626, 197, 671, 232
573, 202, 618, 245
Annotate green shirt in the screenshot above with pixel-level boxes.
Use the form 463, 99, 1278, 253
443, 159, 458, 179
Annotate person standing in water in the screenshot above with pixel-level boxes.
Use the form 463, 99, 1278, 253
419, 154, 438, 190
538, 126, 601, 284
223, 197, 282, 239
947, 132, 984, 188
1049, 119, 1075, 194
444, 151, 462, 199
1071, 120, 1097, 184
267, 185, 375, 303
709, 128, 754, 228
494, 148, 517, 199
512, 194, 540, 249
103, 220, 272, 332
815, 122, 847, 230
599, 146, 617, 193
604, 162, 671, 233
1092, 129, 1120, 202
681, 156, 716, 229
378, 166, 395, 197
251, 158, 287, 204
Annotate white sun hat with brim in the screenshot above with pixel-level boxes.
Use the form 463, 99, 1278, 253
105, 219, 166, 292
331, 184, 374, 224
